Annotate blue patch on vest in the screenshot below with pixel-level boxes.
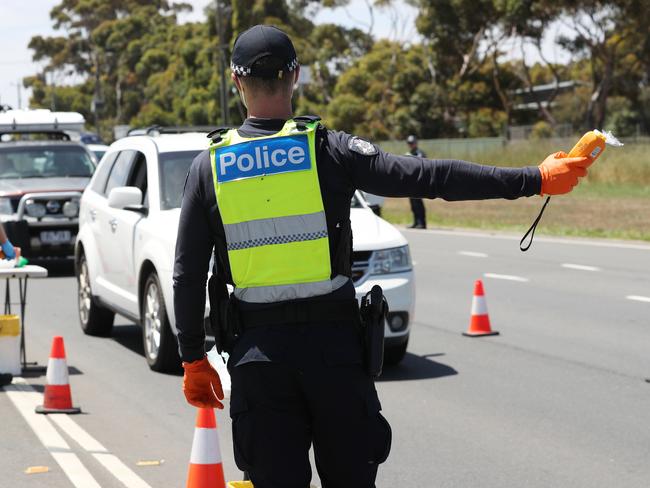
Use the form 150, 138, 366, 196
215, 134, 311, 183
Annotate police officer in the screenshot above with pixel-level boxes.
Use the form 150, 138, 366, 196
405, 134, 427, 228
173, 25, 590, 488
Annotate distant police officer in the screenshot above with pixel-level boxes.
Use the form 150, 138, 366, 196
405, 135, 427, 228
174, 25, 590, 488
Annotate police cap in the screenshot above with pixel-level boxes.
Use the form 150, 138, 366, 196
231, 25, 298, 79
406, 135, 417, 144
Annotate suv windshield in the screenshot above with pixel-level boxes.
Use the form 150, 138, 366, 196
159, 150, 202, 209
160, 153, 369, 210
0, 145, 95, 179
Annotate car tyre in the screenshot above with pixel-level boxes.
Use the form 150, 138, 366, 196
384, 338, 408, 365
77, 252, 114, 336
141, 271, 181, 373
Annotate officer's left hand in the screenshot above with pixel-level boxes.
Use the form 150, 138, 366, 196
538, 151, 590, 196
182, 356, 224, 409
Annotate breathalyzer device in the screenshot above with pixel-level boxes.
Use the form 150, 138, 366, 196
520, 130, 623, 251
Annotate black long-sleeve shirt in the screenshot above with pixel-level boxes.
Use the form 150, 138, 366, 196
173, 118, 541, 362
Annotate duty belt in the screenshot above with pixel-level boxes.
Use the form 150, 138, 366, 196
232, 298, 360, 329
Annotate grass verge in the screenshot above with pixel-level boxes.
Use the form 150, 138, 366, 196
377, 139, 650, 241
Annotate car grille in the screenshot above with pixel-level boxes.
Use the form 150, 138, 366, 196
23, 195, 77, 218
352, 251, 372, 284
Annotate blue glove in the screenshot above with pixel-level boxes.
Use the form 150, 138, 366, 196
1, 239, 15, 260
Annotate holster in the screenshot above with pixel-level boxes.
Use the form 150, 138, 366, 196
207, 273, 238, 354
360, 285, 388, 377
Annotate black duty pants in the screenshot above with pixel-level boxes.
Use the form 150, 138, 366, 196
409, 198, 426, 226
228, 323, 392, 488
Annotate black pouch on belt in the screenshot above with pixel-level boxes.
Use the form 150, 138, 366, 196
360, 285, 388, 377
208, 273, 238, 354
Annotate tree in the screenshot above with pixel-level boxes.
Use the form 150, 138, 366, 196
556, 0, 642, 129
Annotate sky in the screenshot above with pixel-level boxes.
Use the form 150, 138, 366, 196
0, 0, 570, 111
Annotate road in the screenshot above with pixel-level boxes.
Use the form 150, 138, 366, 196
1, 228, 649, 488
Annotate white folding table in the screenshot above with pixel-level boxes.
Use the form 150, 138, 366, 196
0, 265, 49, 372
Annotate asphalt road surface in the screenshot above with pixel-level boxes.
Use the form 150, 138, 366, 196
1, 228, 649, 488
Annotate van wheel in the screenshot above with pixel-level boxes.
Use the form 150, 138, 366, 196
142, 271, 181, 373
77, 253, 114, 336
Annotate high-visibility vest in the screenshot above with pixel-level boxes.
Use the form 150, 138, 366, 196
209, 119, 336, 303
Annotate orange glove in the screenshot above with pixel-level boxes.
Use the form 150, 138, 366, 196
182, 357, 224, 409
538, 151, 590, 196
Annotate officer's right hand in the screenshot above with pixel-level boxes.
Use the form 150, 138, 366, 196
1, 239, 16, 260
182, 357, 224, 409
538, 151, 590, 196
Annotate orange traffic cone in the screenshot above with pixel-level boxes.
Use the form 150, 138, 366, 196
463, 280, 499, 337
35, 336, 81, 414
187, 408, 226, 488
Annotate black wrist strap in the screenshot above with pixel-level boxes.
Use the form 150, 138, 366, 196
520, 196, 550, 252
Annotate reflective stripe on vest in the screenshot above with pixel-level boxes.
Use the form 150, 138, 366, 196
210, 119, 334, 303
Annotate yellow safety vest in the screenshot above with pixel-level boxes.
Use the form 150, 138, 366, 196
209, 119, 334, 303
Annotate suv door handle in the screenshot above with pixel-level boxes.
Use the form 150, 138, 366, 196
89, 209, 97, 221
109, 218, 118, 232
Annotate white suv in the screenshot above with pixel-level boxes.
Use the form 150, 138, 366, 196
75, 129, 415, 372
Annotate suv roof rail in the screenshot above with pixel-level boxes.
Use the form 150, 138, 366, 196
126, 125, 213, 136
0, 130, 71, 141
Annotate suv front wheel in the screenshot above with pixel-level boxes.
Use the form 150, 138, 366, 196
141, 271, 181, 373
77, 252, 115, 336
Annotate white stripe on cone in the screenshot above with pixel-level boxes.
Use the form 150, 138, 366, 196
189, 428, 222, 465
471, 295, 488, 316
46, 358, 70, 386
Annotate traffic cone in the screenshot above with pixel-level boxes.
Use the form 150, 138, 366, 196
187, 408, 226, 488
463, 280, 499, 337
35, 336, 81, 414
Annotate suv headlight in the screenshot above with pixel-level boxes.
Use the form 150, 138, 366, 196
63, 200, 79, 218
0, 198, 12, 215
25, 200, 46, 218
369, 246, 412, 275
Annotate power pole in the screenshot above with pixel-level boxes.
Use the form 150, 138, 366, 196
91, 51, 103, 135
48, 71, 57, 112
16, 80, 22, 109
215, 0, 229, 126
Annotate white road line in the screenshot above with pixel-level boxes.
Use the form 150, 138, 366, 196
405, 228, 650, 251
626, 295, 650, 303
561, 263, 601, 272
458, 251, 488, 258
484, 273, 529, 282
50, 453, 102, 488
49, 415, 108, 453
49, 405, 153, 488
4, 380, 102, 488
93, 453, 154, 488
6, 378, 153, 488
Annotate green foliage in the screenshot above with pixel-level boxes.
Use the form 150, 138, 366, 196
23, 0, 650, 142
605, 96, 638, 136
467, 108, 506, 137
529, 120, 554, 140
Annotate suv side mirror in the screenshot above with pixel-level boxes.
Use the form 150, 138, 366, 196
108, 186, 143, 210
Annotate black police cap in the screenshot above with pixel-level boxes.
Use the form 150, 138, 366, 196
231, 25, 298, 79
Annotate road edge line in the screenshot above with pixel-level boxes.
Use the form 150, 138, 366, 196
49, 407, 154, 488
3, 379, 102, 488
403, 228, 650, 251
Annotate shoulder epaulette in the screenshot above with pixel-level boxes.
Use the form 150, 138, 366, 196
293, 115, 322, 131
207, 126, 231, 143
